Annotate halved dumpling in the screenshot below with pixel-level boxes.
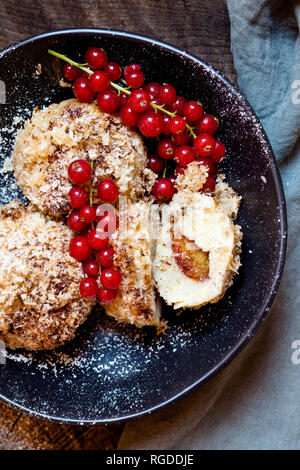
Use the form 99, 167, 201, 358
153, 192, 242, 310
103, 200, 161, 328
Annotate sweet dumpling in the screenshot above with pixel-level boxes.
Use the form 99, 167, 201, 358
153, 191, 242, 310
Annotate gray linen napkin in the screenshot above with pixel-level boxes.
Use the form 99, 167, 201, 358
118, 0, 300, 450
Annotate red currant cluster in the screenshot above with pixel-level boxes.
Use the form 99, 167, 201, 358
67, 158, 121, 302
50, 46, 226, 203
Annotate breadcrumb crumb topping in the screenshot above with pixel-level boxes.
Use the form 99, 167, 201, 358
175, 161, 208, 193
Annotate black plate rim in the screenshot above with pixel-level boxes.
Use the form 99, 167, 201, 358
0, 28, 287, 425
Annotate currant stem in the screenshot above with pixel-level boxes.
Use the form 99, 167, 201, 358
162, 163, 167, 178
186, 122, 196, 138
48, 50, 92, 75
110, 82, 130, 95
150, 102, 176, 117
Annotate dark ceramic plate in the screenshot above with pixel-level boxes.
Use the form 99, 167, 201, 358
0, 29, 287, 424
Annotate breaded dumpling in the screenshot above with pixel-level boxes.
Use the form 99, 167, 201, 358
13, 99, 156, 218
103, 201, 161, 328
153, 191, 242, 310
0, 201, 95, 350
175, 161, 209, 193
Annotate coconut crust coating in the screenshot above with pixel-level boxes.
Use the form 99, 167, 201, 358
175, 161, 208, 193
0, 201, 95, 350
13, 99, 156, 218
104, 201, 161, 328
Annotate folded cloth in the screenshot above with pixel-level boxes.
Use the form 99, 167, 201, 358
118, 0, 300, 450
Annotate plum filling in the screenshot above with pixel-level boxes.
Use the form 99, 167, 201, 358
171, 229, 210, 281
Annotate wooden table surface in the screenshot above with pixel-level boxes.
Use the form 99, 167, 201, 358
0, 0, 236, 450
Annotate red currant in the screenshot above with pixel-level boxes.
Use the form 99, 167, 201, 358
161, 116, 171, 135
171, 131, 190, 146
194, 134, 216, 156
138, 112, 163, 137
150, 97, 163, 111
68, 210, 88, 232
86, 47, 107, 70
97, 287, 118, 303
98, 246, 115, 268
167, 175, 177, 186
183, 100, 203, 121
175, 145, 196, 167
79, 205, 96, 224
211, 140, 226, 162
125, 70, 144, 88
120, 104, 139, 127
144, 82, 161, 99
195, 114, 219, 135
195, 156, 214, 174
120, 91, 129, 106
148, 154, 164, 174
100, 268, 122, 289
80, 277, 98, 298
87, 228, 109, 250
62, 63, 81, 81
97, 89, 120, 113
89, 70, 110, 92
68, 160, 92, 185
124, 63, 141, 78
79, 70, 91, 79
104, 62, 122, 81
201, 176, 216, 193
96, 211, 119, 235
82, 259, 99, 277
157, 139, 175, 160
210, 163, 219, 178
97, 178, 119, 202
128, 89, 151, 112
69, 236, 92, 261
168, 116, 186, 135
68, 186, 89, 209
175, 164, 185, 176
73, 77, 95, 103
152, 178, 175, 202
168, 96, 186, 115
159, 84, 176, 105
